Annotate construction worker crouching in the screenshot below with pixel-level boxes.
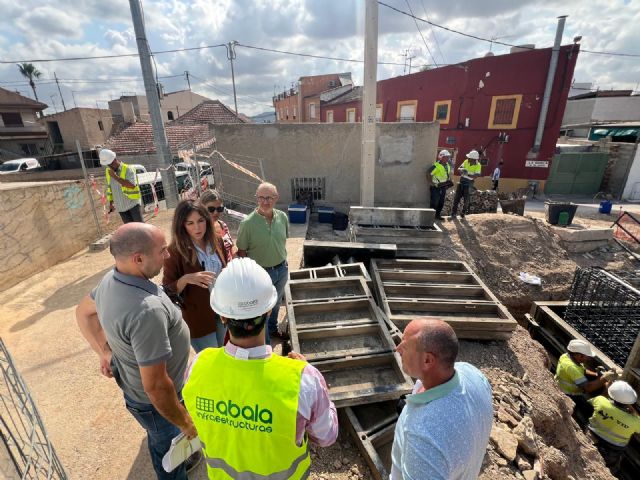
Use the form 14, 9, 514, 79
588, 381, 640, 475
555, 339, 616, 421
100, 148, 143, 224
182, 257, 338, 479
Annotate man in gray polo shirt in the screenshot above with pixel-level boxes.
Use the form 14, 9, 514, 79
76, 223, 194, 480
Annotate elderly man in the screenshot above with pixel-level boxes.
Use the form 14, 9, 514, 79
236, 182, 289, 344
76, 223, 196, 479
100, 148, 143, 224
391, 318, 493, 480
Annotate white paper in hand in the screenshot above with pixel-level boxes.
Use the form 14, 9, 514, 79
162, 433, 202, 472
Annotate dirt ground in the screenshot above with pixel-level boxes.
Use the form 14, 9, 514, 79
0, 209, 635, 479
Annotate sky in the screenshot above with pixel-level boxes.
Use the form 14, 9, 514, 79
1, 0, 639, 117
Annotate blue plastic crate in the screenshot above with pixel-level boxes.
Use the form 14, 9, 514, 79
288, 204, 308, 224
318, 207, 335, 223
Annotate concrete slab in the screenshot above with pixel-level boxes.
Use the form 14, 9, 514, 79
562, 240, 609, 253
303, 240, 396, 267
89, 234, 111, 251
552, 226, 613, 242
349, 207, 435, 227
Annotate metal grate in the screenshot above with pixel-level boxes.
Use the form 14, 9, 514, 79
291, 177, 325, 209
0, 339, 67, 479
564, 267, 640, 367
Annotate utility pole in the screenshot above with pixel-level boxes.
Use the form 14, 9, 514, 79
360, 0, 378, 207
128, 0, 178, 207
71, 91, 79, 108
50, 94, 59, 113
54, 72, 67, 111
227, 41, 239, 115
185, 70, 191, 91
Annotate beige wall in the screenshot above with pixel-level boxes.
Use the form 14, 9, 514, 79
41, 108, 112, 152
210, 122, 440, 209
0, 180, 119, 292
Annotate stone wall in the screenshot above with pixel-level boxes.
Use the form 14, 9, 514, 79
0, 180, 118, 291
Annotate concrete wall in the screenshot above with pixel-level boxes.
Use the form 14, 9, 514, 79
210, 122, 439, 209
622, 146, 640, 201
42, 108, 112, 152
0, 180, 117, 292
562, 98, 596, 127
592, 96, 640, 122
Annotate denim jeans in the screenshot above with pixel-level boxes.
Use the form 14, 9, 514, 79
124, 394, 187, 480
190, 315, 227, 352
265, 261, 288, 344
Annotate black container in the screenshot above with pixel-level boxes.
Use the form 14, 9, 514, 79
332, 212, 349, 231
545, 202, 578, 225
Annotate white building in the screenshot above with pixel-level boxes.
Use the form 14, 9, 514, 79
561, 90, 640, 137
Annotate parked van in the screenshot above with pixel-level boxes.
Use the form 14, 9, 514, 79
0, 158, 41, 175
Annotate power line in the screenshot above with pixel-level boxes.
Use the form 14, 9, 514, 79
189, 74, 273, 109
378, 1, 640, 58
404, 0, 438, 67
419, 0, 446, 64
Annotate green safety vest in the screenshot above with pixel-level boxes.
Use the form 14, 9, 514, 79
105, 163, 141, 201
589, 396, 640, 447
183, 348, 310, 479
554, 353, 587, 395
431, 162, 450, 184
461, 159, 482, 176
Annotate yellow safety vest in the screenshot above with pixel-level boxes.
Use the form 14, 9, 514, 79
105, 163, 141, 201
588, 396, 640, 447
431, 162, 450, 184
183, 348, 310, 479
554, 353, 587, 395
461, 159, 482, 176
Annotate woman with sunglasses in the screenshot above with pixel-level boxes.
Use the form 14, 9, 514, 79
199, 189, 235, 263
163, 200, 228, 352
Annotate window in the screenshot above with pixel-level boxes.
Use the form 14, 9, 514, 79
488, 94, 522, 129
20, 143, 37, 155
293, 106, 297, 119
167, 111, 174, 121
396, 100, 417, 122
309, 103, 316, 119
1, 112, 23, 126
376, 104, 383, 122
326, 110, 334, 123
291, 177, 326, 203
346, 108, 356, 123
98, 120, 104, 131
433, 100, 451, 124
285, 107, 289, 119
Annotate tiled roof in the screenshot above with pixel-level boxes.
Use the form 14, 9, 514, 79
0, 87, 48, 110
105, 122, 212, 155
323, 86, 363, 106
170, 100, 246, 126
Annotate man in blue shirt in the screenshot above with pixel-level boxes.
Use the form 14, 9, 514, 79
391, 318, 493, 480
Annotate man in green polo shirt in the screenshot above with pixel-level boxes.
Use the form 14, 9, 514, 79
451, 150, 482, 219
237, 182, 289, 344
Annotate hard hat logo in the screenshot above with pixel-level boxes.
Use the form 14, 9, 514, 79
237, 299, 259, 308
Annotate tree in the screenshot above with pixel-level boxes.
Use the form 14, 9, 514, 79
17, 63, 42, 101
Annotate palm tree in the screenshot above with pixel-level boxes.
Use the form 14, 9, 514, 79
17, 63, 42, 101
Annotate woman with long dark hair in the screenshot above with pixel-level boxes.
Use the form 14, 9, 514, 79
163, 200, 227, 352
199, 189, 235, 263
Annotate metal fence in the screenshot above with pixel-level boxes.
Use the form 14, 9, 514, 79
565, 267, 640, 367
0, 339, 67, 479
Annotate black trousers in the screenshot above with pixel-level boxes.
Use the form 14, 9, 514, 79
492, 180, 499, 191
119, 205, 144, 224
451, 183, 472, 216
429, 186, 447, 217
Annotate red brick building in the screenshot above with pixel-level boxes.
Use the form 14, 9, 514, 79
319, 45, 580, 191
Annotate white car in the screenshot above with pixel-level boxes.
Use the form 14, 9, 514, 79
128, 164, 148, 176
0, 158, 41, 175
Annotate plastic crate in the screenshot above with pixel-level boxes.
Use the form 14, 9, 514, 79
318, 207, 335, 223
288, 204, 308, 224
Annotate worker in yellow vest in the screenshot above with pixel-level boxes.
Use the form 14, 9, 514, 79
555, 339, 616, 421
182, 258, 338, 479
100, 148, 143, 223
427, 150, 452, 220
451, 150, 482, 218
588, 381, 640, 474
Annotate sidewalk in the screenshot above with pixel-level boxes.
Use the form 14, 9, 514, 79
523, 195, 640, 219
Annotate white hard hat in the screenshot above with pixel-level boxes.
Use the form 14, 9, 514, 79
438, 149, 451, 158
466, 150, 480, 160
99, 149, 116, 166
210, 258, 278, 319
608, 381, 638, 405
567, 339, 594, 357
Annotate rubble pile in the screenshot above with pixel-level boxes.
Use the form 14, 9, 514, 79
441, 189, 499, 215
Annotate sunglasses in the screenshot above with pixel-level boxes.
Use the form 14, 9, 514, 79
207, 206, 225, 213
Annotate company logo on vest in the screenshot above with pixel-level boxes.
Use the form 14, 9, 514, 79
195, 396, 274, 434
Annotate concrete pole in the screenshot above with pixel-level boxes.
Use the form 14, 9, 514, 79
532, 15, 567, 153
227, 42, 239, 115
54, 72, 67, 111
360, 0, 378, 207
128, 0, 178, 207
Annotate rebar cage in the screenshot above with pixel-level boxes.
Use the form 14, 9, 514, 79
564, 267, 640, 367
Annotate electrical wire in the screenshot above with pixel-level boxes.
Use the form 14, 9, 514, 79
405, 0, 438, 67
419, 0, 446, 64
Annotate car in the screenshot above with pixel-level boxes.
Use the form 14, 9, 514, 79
128, 164, 148, 176
0, 158, 41, 175
175, 161, 211, 172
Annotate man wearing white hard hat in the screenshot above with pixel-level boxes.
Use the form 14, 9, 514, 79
588, 381, 640, 474
100, 148, 143, 223
451, 149, 482, 218
427, 150, 453, 220
182, 258, 338, 479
